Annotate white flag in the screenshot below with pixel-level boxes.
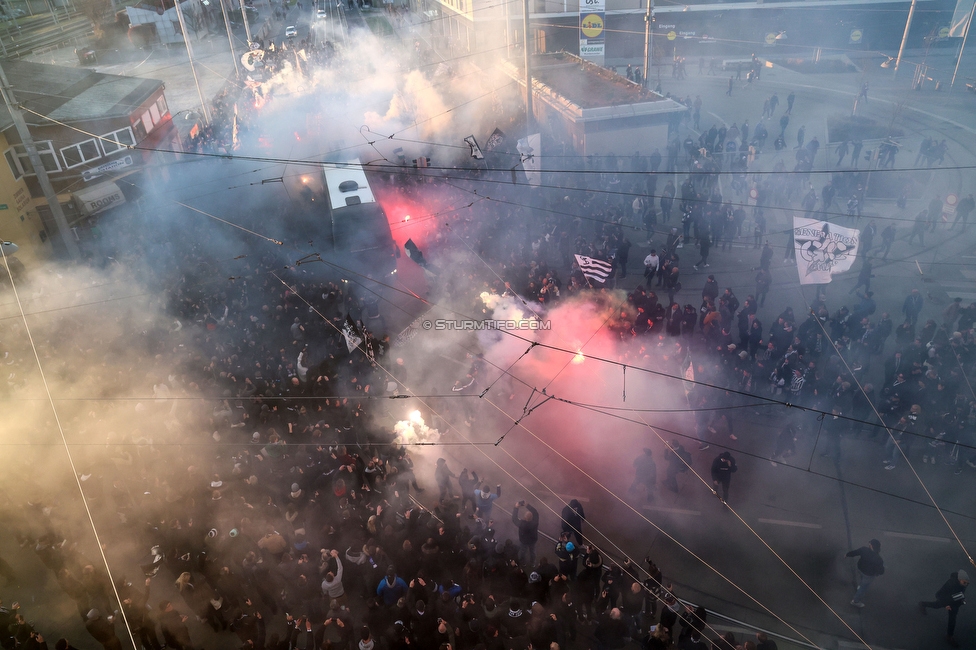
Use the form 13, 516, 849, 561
793, 217, 860, 285
950, 0, 975, 37
464, 135, 485, 160
519, 133, 541, 187
574, 254, 613, 283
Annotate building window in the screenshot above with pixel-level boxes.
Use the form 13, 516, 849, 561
61, 139, 102, 169
156, 95, 168, 117
4, 149, 22, 181
100, 127, 135, 156
5, 141, 61, 178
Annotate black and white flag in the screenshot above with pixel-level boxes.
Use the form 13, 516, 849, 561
484, 127, 506, 152
342, 315, 364, 353
464, 135, 485, 160
574, 254, 613, 284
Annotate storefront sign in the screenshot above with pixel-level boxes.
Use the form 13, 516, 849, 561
579, 0, 605, 61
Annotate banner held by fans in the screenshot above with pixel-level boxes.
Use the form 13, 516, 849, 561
484, 128, 506, 152
518, 134, 541, 186
574, 254, 613, 283
342, 315, 364, 353
793, 217, 860, 285
464, 135, 485, 160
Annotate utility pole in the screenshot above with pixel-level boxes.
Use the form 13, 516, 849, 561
218, 0, 241, 78
505, 0, 511, 58
239, 0, 254, 45
894, 0, 917, 77
523, 0, 533, 131
0, 61, 81, 260
642, 0, 653, 87
174, 0, 212, 124
951, 0, 976, 89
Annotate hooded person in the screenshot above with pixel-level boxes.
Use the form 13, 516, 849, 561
560, 499, 585, 546
920, 570, 969, 646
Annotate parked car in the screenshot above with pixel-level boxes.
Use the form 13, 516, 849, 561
285, 25, 298, 38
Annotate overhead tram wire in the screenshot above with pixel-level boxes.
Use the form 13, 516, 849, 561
540, 392, 976, 524
478, 388, 873, 649
476, 394, 830, 648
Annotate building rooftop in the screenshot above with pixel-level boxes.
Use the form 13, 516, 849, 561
0, 59, 163, 132
526, 52, 665, 110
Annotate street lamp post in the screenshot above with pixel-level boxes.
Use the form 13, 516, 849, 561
894, 0, 917, 78
174, 0, 212, 125
642, 0, 653, 87
523, 0, 532, 131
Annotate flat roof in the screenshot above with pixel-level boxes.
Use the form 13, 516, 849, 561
526, 52, 665, 110
0, 59, 163, 132
323, 160, 376, 212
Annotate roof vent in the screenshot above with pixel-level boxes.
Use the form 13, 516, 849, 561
338, 180, 359, 192
345, 196, 362, 206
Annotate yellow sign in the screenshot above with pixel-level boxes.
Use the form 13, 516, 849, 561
765, 32, 776, 45
939, 26, 950, 38
667, 30, 676, 41
581, 14, 604, 38
850, 29, 863, 43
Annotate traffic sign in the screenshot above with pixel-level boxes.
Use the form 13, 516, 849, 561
765, 32, 776, 45
945, 193, 958, 218
667, 30, 676, 41
849, 28, 863, 44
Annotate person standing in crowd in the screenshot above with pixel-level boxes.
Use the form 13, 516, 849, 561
511, 500, 540, 568
664, 440, 691, 493
475, 483, 501, 519
644, 249, 660, 286
952, 193, 974, 230
694, 232, 711, 270
879, 223, 896, 260
710, 452, 737, 504
903, 289, 924, 327
630, 448, 658, 502
919, 570, 969, 647
560, 499, 585, 547
846, 539, 885, 607
756, 267, 772, 308
434, 458, 457, 503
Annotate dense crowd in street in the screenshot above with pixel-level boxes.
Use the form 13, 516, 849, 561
4, 9, 976, 649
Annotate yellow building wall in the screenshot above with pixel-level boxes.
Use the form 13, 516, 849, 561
0, 132, 57, 265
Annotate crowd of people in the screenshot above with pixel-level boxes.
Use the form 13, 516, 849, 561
4, 12, 976, 650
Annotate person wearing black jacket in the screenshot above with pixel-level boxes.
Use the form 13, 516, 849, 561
710, 452, 737, 503
560, 499, 585, 547
919, 570, 969, 647
511, 502, 540, 569
845, 539, 884, 607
